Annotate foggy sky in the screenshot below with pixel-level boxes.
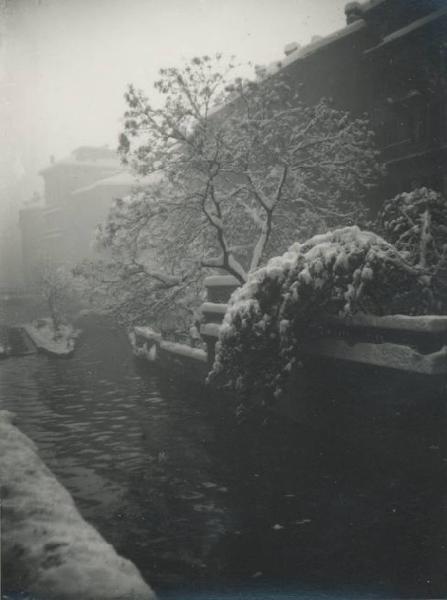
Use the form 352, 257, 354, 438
1, 0, 347, 208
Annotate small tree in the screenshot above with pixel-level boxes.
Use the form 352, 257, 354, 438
36, 262, 76, 331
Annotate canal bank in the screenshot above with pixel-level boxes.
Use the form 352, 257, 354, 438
0, 409, 155, 600
0, 314, 235, 591
1, 314, 446, 598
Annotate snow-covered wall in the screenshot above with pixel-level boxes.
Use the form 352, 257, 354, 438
0, 410, 156, 600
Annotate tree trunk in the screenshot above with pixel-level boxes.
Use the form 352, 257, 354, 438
48, 294, 60, 332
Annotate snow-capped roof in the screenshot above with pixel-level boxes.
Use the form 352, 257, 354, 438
358, 0, 387, 12
40, 159, 120, 175
39, 147, 121, 175
366, 5, 447, 52
71, 171, 164, 196
263, 18, 366, 77
208, 13, 368, 117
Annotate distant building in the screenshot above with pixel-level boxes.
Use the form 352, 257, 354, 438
68, 171, 160, 262
19, 146, 158, 282
18, 206, 44, 284
0, 216, 24, 290
38, 146, 122, 262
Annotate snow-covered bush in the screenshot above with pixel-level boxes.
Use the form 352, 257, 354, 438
377, 187, 447, 312
210, 225, 438, 405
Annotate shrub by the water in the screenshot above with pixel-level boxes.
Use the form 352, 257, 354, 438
210, 224, 446, 407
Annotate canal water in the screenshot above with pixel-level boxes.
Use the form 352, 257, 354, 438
1, 315, 445, 598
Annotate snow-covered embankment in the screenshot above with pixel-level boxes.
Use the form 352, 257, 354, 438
0, 410, 156, 600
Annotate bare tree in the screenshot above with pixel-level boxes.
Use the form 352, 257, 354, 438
119, 55, 382, 282
79, 55, 382, 330
36, 262, 76, 331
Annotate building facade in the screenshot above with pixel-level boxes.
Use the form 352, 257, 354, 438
38, 146, 122, 263
67, 171, 157, 263
19, 147, 124, 282
19, 147, 155, 282
18, 206, 44, 285
270, 0, 447, 206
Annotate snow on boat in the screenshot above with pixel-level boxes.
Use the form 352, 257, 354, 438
23, 319, 80, 358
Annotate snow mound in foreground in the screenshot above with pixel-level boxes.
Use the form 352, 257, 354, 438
0, 410, 156, 600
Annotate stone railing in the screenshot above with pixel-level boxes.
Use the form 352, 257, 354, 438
131, 274, 447, 380
199, 276, 447, 377
130, 326, 209, 381
200, 276, 240, 370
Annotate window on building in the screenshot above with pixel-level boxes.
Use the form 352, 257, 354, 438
440, 45, 447, 83
380, 101, 428, 148
408, 103, 428, 144
380, 113, 409, 147
442, 98, 447, 142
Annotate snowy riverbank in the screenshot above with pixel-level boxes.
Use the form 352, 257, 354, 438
0, 410, 156, 599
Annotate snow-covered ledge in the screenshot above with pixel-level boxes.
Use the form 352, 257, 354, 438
200, 300, 447, 375
305, 338, 447, 375
200, 302, 229, 320
0, 410, 156, 600
204, 275, 240, 303
204, 275, 240, 288
306, 313, 447, 374
133, 326, 163, 342
130, 326, 162, 361
130, 327, 209, 380
329, 313, 447, 334
159, 340, 207, 363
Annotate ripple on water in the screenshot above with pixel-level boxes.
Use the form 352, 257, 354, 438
91, 434, 113, 442
0, 323, 232, 588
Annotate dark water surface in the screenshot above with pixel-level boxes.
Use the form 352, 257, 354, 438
0, 318, 235, 588
1, 316, 445, 598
